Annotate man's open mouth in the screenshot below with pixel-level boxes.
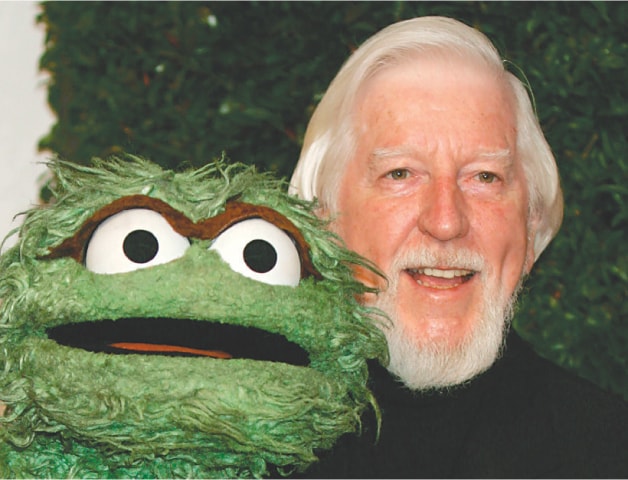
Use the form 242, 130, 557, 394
46, 318, 310, 366
405, 267, 476, 289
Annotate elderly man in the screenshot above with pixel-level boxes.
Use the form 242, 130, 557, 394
290, 16, 626, 478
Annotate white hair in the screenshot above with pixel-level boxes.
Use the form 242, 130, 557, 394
290, 16, 563, 260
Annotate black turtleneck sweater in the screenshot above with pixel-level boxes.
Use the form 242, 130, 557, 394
300, 332, 627, 478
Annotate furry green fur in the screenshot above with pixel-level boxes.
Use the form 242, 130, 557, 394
0, 155, 388, 478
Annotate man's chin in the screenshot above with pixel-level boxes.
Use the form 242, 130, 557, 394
379, 289, 518, 391
383, 321, 507, 391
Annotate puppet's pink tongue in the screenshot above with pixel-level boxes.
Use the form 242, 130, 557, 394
109, 342, 233, 359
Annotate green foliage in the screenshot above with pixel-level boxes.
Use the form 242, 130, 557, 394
37, 1, 627, 399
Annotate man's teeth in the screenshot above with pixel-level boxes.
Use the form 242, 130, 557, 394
412, 268, 474, 279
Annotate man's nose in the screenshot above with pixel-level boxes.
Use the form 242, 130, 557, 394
417, 179, 469, 241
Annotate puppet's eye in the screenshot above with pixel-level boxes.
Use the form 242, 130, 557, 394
85, 209, 190, 274
210, 218, 301, 287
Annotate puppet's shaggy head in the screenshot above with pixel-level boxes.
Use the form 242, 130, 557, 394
0, 155, 388, 478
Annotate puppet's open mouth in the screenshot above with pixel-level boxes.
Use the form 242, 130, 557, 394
46, 318, 310, 366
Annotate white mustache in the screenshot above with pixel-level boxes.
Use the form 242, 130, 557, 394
390, 247, 486, 273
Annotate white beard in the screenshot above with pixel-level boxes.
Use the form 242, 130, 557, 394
372, 247, 523, 391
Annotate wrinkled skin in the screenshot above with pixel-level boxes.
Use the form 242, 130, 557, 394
0, 156, 387, 478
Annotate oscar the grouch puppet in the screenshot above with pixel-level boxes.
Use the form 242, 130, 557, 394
0, 155, 388, 478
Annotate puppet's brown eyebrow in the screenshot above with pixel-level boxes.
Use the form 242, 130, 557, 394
43, 195, 320, 280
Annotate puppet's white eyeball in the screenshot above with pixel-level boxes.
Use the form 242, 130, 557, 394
85, 209, 190, 274
210, 218, 301, 287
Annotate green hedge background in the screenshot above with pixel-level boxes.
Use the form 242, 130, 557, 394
37, 1, 627, 399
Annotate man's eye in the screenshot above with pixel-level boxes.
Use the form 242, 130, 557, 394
477, 172, 498, 183
386, 169, 410, 180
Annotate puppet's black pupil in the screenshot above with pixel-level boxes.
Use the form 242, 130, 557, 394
243, 239, 277, 273
123, 230, 159, 264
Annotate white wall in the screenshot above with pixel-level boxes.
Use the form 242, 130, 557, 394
0, 1, 55, 252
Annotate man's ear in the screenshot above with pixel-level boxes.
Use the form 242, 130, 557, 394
525, 211, 541, 274
314, 204, 330, 220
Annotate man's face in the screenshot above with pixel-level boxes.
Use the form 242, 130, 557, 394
333, 56, 536, 387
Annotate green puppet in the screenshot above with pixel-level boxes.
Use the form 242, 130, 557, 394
0, 155, 388, 478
